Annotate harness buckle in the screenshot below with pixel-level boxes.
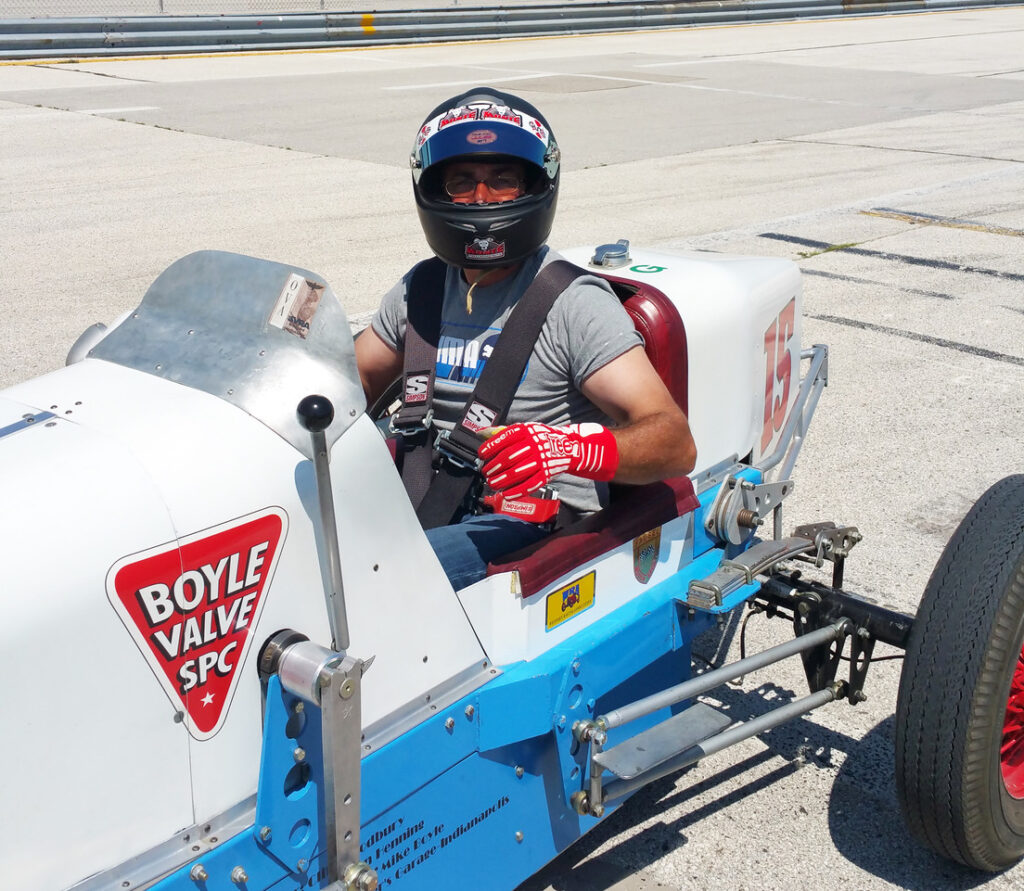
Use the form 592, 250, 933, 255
388, 408, 433, 437
433, 429, 483, 472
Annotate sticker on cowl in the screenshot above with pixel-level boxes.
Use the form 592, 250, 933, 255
106, 508, 288, 740
269, 273, 324, 340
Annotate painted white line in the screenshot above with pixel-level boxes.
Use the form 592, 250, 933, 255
383, 72, 554, 91
79, 105, 159, 114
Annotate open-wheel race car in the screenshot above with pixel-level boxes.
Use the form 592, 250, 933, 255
2, 241, 1023, 891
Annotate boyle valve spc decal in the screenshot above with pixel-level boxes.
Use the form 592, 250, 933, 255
106, 508, 288, 740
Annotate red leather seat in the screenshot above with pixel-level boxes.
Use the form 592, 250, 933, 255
600, 273, 688, 414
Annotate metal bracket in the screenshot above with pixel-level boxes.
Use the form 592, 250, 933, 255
793, 521, 862, 587
705, 475, 795, 546
271, 637, 378, 890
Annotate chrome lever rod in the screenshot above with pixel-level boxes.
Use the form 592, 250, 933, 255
296, 394, 350, 652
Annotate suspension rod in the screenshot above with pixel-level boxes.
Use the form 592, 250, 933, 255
601, 620, 848, 730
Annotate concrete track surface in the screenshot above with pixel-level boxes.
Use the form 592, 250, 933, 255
3, 9, 1024, 890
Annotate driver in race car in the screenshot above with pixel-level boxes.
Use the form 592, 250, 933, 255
355, 87, 696, 589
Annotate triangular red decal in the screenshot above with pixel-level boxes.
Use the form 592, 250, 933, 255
107, 508, 287, 740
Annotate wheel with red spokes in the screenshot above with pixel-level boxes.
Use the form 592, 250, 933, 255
896, 475, 1024, 872
1003, 649, 1024, 799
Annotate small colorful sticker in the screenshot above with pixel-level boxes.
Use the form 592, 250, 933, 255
632, 526, 662, 584
546, 571, 596, 631
106, 508, 287, 740
466, 129, 498, 145
465, 237, 506, 260
268, 273, 324, 340
629, 264, 667, 274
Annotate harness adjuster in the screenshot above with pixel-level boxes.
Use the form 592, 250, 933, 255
433, 429, 483, 472
389, 408, 434, 437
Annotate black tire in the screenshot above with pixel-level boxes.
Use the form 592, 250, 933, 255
895, 474, 1024, 871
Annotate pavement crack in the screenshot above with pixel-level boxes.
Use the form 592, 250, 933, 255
780, 137, 1022, 165
800, 269, 954, 301
809, 315, 1024, 368
759, 233, 1024, 283
34, 63, 154, 83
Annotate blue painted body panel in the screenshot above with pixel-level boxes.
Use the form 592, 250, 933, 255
154, 475, 766, 891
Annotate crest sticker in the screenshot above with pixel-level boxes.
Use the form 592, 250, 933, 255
632, 526, 661, 584
107, 508, 287, 740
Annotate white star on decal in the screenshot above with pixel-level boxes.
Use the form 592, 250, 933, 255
201, 692, 215, 707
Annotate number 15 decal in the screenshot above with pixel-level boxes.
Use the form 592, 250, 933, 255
760, 298, 796, 454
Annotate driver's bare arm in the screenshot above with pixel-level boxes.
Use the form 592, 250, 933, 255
581, 345, 696, 483
480, 347, 696, 497
354, 327, 404, 405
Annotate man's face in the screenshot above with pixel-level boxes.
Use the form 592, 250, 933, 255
442, 160, 526, 205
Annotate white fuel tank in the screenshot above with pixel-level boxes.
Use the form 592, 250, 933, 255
561, 245, 802, 474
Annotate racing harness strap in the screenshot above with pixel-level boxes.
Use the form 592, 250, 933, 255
390, 257, 584, 530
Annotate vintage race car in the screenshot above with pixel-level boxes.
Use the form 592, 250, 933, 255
1, 242, 1022, 890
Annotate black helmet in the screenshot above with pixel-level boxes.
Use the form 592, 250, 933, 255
410, 87, 561, 269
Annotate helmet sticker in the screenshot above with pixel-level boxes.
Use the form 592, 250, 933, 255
439, 105, 482, 129
422, 102, 551, 146
466, 237, 506, 260
106, 508, 288, 741
480, 105, 523, 126
466, 129, 498, 145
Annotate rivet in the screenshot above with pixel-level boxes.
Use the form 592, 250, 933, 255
293, 701, 304, 714
515, 831, 524, 843
340, 679, 355, 699
515, 766, 524, 778
293, 747, 306, 763
444, 717, 455, 731
231, 865, 248, 884
189, 864, 208, 882
571, 659, 581, 675
464, 705, 475, 720
296, 858, 309, 873
259, 825, 272, 842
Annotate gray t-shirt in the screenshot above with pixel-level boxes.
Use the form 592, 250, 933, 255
372, 246, 643, 515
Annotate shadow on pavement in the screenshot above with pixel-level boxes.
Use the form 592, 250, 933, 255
826, 717, 992, 891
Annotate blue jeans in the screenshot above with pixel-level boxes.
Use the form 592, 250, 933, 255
426, 514, 550, 590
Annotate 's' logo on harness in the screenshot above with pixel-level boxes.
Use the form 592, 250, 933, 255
463, 401, 497, 433
405, 373, 430, 404
106, 508, 287, 740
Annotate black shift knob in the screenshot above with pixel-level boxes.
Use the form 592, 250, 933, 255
297, 394, 335, 432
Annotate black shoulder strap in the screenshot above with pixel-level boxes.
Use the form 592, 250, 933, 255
393, 257, 447, 430
416, 260, 584, 529
391, 257, 447, 508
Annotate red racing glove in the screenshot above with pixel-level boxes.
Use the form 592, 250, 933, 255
479, 422, 619, 500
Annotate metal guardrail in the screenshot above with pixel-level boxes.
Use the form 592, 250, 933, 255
1, 0, 1021, 60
